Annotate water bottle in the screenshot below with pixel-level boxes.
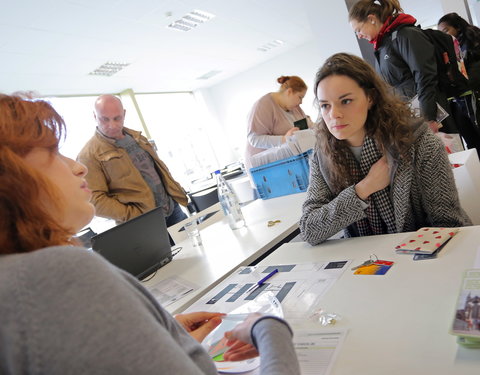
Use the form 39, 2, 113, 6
214, 170, 246, 229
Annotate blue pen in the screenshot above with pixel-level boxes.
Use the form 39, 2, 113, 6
247, 268, 279, 293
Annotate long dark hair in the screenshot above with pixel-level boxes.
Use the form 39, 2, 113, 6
313, 53, 414, 193
438, 13, 480, 62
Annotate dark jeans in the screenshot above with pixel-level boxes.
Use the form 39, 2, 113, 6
165, 201, 188, 227
165, 201, 187, 245
450, 93, 480, 158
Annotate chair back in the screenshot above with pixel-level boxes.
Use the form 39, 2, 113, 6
189, 186, 219, 212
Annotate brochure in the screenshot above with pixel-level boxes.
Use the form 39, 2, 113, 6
410, 94, 449, 123
450, 269, 480, 347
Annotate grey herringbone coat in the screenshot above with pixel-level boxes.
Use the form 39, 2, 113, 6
300, 123, 472, 245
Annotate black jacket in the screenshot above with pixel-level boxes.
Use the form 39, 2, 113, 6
457, 29, 480, 90
463, 45, 480, 91
374, 25, 439, 122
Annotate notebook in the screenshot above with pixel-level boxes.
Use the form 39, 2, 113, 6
91, 207, 172, 280
394, 227, 459, 255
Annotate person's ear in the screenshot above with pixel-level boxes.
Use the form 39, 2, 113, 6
367, 14, 376, 25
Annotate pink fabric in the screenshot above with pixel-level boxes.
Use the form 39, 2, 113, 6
244, 93, 306, 170
452, 36, 469, 79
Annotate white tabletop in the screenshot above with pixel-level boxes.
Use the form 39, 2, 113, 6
256, 226, 480, 375
144, 192, 307, 313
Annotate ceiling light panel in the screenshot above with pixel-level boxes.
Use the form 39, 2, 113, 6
167, 9, 215, 32
257, 39, 284, 52
88, 61, 130, 77
196, 70, 222, 80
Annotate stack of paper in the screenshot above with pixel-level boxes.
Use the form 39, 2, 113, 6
250, 143, 294, 168
286, 129, 316, 155
250, 129, 316, 168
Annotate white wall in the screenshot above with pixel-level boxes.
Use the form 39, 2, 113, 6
196, 40, 322, 165
441, 0, 470, 19
197, 0, 360, 166
468, 0, 480, 25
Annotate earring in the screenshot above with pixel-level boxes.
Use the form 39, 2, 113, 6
371, 21, 375, 24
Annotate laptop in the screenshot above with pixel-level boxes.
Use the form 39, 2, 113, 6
91, 207, 172, 280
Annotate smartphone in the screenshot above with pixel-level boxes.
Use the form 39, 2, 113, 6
293, 118, 308, 130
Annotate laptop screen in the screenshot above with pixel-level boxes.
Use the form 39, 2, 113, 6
91, 207, 172, 280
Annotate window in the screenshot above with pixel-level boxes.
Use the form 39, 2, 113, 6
135, 92, 220, 190
47, 96, 98, 160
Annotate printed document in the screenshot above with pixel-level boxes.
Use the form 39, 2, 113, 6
185, 261, 350, 320
293, 329, 347, 375
147, 276, 197, 307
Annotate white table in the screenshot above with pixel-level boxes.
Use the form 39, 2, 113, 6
144, 192, 307, 313
256, 226, 480, 375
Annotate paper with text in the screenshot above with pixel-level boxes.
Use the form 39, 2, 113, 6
293, 329, 347, 375
147, 276, 197, 307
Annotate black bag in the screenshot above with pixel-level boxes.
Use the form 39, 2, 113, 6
419, 27, 470, 97
392, 25, 470, 97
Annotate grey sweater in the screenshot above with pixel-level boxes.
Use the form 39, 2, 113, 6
0, 247, 300, 375
300, 123, 471, 245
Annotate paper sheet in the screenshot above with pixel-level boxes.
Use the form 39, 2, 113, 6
147, 276, 197, 307
184, 261, 350, 320
287, 129, 316, 154
250, 130, 316, 168
293, 329, 347, 375
250, 143, 295, 168
474, 246, 480, 268
243, 328, 348, 375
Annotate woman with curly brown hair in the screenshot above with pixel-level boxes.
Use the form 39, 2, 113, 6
0, 94, 301, 374
299, 53, 471, 245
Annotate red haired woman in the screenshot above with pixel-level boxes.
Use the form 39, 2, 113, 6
0, 95, 300, 374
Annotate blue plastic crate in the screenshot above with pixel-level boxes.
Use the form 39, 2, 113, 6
250, 150, 312, 199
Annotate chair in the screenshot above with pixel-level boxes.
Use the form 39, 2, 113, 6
75, 216, 117, 248
167, 202, 224, 244
448, 149, 480, 225
188, 186, 219, 212
74, 227, 97, 248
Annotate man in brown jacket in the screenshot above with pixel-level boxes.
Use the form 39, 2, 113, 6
77, 95, 188, 226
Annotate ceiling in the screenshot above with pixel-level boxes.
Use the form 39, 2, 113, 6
1, 0, 445, 96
